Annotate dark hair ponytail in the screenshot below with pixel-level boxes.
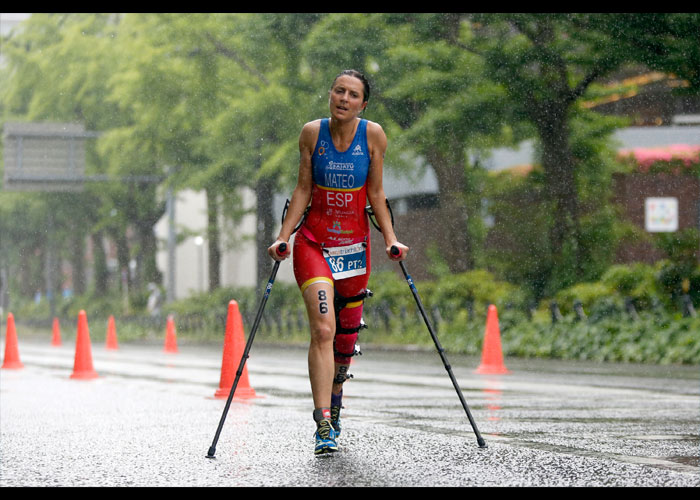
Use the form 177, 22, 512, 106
331, 69, 370, 103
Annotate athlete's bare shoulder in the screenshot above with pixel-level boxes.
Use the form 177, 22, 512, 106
365, 120, 387, 156
365, 119, 384, 134
299, 119, 322, 151
300, 119, 322, 138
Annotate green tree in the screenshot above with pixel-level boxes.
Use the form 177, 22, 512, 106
200, 13, 324, 284
604, 13, 700, 93
1, 14, 125, 298
467, 14, 652, 291
301, 14, 515, 273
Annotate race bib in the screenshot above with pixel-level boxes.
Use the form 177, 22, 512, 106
324, 242, 367, 280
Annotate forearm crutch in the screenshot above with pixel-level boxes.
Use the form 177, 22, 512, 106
206, 242, 286, 459
391, 245, 487, 449
206, 201, 305, 459
367, 199, 487, 448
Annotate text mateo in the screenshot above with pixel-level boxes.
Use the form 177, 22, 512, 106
324, 169, 356, 189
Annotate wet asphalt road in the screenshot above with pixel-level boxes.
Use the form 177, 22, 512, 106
1, 336, 698, 487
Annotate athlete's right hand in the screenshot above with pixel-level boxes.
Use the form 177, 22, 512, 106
268, 240, 290, 261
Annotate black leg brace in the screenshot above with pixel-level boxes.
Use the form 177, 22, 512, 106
332, 288, 372, 382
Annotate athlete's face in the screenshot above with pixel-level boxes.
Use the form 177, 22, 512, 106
329, 75, 367, 120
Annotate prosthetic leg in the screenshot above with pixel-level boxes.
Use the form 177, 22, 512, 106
330, 287, 372, 436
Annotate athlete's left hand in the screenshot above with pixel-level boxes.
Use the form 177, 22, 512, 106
387, 242, 409, 261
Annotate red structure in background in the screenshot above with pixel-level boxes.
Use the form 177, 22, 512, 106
613, 144, 700, 264
618, 144, 700, 170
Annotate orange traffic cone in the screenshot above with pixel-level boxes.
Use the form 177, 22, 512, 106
475, 304, 510, 375
70, 310, 98, 379
214, 300, 257, 399
163, 315, 178, 353
105, 315, 119, 350
2, 312, 24, 369
51, 317, 62, 347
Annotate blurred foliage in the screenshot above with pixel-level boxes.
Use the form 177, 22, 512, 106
2, 14, 699, 365
8, 261, 699, 364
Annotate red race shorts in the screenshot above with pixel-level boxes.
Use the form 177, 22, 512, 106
293, 231, 371, 299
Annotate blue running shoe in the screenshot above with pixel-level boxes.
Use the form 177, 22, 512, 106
314, 420, 338, 455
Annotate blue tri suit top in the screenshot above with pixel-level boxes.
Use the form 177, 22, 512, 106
300, 118, 371, 248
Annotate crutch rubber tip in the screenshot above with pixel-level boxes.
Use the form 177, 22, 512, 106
206, 447, 217, 459
477, 438, 488, 449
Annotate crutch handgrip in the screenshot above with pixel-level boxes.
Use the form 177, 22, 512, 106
390, 245, 402, 258
277, 242, 288, 256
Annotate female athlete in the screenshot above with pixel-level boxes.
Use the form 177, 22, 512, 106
268, 69, 408, 455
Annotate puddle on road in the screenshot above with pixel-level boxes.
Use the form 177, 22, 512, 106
484, 433, 700, 475
667, 455, 699, 467
628, 434, 698, 441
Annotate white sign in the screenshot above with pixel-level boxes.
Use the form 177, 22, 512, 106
2, 122, 92, 192
645, 197, 678, 232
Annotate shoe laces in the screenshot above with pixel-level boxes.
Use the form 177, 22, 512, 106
316, 419, 334, 440
330, 406, 341, 424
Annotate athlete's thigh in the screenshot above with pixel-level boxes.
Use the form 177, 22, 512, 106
293, 232, 332, 290
302, 281, 335, 335
294, 233, 336, 331
334, 272, 370, 301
